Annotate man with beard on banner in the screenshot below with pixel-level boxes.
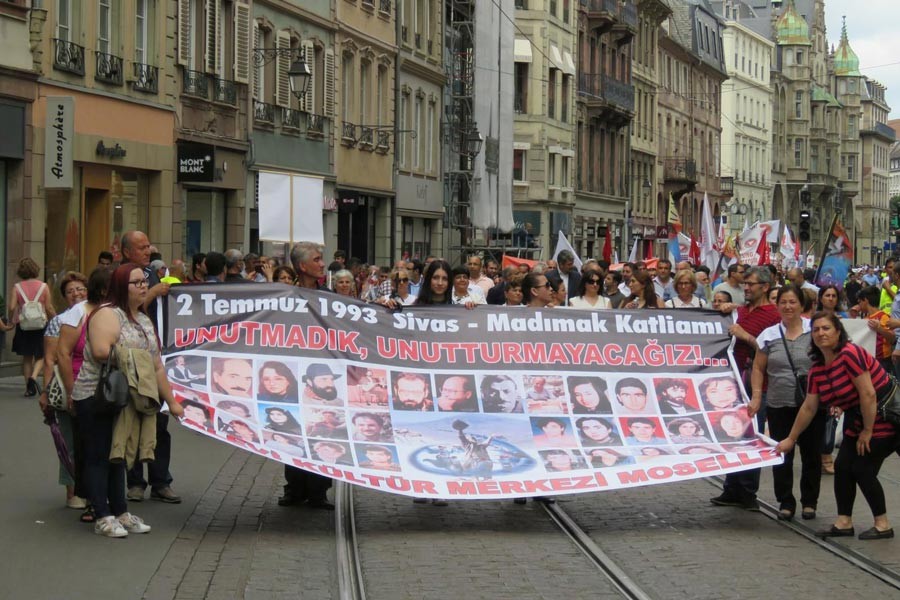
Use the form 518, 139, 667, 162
279, 242, 335, 510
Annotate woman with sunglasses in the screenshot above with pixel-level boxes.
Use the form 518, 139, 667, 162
379, 267, 417, 308
568, 272, 611, 310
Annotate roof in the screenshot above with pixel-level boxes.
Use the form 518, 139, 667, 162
833, 17, 861, 76
811, 86, 842, 108
775, 0, 810, 46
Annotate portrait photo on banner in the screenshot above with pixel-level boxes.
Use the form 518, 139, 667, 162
390, 371, 435, 412
522, 374, 570, 414
210, 356, 254, 399
309, 439, 354, 466
214, 397, 257, 422
262, 430, 307, 458
166, 354, 208, 389
300, 361, 347, 407
256, 359, 301, 404
610, 377, 659, 416
304, 406, 349, 440
346, 366, 390, 408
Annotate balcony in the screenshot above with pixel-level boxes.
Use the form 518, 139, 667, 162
379, 0, 392, 15
663, 158, 697, 183
720, 176, 734, 196
580, 0, 618, 34
427, 40, 433, 55
254, 100, 275, 125
183, 69, 209, 99
415, 33, 421, 50
281, 107, 301, 130
358, 126, 375, 149
401, 26, 408, 43
862, 122, 897, 142
342, 122, 358, 146
376, 130, 391, 153
612, 1, 638, 44
131, 63, 158, 94
307, 113, 325, 137
577, 73, 634, 125
53, 38, 85, 76
213, 77, 237, 105
94, 50, 123, 85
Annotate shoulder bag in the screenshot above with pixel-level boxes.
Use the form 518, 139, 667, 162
779, 326, 807, 405
94, 347, 129, 415
876, 379, 900, 427
45, 365, 67, 411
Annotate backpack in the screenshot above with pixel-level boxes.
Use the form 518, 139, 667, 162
16, 282, 48, 331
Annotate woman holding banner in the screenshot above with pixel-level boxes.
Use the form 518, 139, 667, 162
751, 285, 822, 521
775, 313, 898, 540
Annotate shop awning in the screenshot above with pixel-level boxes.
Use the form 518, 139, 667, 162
514, 39, 532, 63
549, 45, 563, 70
563, 51, 576, 76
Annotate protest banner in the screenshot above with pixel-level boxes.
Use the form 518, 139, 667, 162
162, 284, 782, 500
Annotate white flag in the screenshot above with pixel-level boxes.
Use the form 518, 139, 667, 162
700, 192, 719, 272
552, 231, 583, 271
627, 239, 639, 263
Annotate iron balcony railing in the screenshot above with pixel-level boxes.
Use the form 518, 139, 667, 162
307, 113, 325, 136
254, 100, 275, 124
600, 74, 634, 111
183, 69, 209, 99
379, 0, 391, 15
663, 158, 697, 182
358, 126, 374, 147
620, 0, 638, 28
281, 107, 302, 129
342, 121, 358, 143
95, 50, 123, 85
376, 130, 390, 152
213, 77, 237, 105
132, 62, 158, 94
53, 38, 85, 75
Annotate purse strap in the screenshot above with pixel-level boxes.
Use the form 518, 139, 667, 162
778, 325, 801, 379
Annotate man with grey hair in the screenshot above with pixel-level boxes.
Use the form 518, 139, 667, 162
546, 249, 581, 301
710, 265, 778, 512
224, 249, 249, 283
281, 240, 334, 509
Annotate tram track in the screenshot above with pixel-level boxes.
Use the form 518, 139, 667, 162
706, 476, 900, 590
334, 482, 366, 600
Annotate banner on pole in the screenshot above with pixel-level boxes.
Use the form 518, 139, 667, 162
163, 285, 781, 499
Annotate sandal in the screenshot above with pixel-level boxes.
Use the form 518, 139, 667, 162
777, 508, 795, 521
802, 508, 816, 520
80, 506, 95, 523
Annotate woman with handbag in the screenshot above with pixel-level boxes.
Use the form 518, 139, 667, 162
7, 257, 56, 396
775, 312, 899, 540
71, 264, 183, 538
750, 285, 823, 521
39, 272, 88, 510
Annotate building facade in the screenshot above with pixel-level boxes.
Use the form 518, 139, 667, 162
858, 78, 894, 264
334, 0, 397, 265
512, 0, 578, 255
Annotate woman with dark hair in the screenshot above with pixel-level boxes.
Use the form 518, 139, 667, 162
7, 257, 56, 396
272, 265, 297, 286
257, 361, 299, 403
588, 447, 634, 468
263, 407, 303, 436
619, 270, 664, 309
415, 260, 453, 305
450, 265, 485, 306
576, 417, 621, 446
567, 376, 612, 414
775, 312, 898, 540
39, 271, 88, 510
56, 267, 111, 523
751, 284, 822, 521
532, 416, 577, 448
817, 284, 848, 318
569, 272, 611, 310
71, 263, 183, 538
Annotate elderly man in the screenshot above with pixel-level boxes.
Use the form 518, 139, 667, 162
279, 241, 335, 510
224, 249, 250, 283
120, 231, 181, 505
467, 255, 494, 296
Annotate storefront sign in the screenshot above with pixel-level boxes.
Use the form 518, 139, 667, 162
96, 141, 127, 158
177, 143, 216, 182
323, 197, 338, 212
44, 96, 74, 189
656, 225, 669, 239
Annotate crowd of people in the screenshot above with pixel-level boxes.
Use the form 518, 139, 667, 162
8, 236, 899, 540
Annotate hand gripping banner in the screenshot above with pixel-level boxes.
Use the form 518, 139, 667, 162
162, 284, 782, 500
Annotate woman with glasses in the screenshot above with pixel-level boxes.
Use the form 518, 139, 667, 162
39, 272, 88, 511
568, 272, 611, 310
71, 264, 184, 538
664, 270, 708, 308
379, 268, 417, 308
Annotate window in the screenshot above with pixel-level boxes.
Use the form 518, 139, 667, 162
561, 156, 569, 188
135, 0, 148, 63
561, 75, 569, 122
360, 60, 369, 125
811, 144, 819, 172
426, 101, 435, 173
848, 155, 856, 180
794, 138, 802, 167
57, 0, 71, 40
513, 150, 526, 181
795, 50, 803, 64
399, 92, 408, 167
252, 23, 264, 99
514, 63, 528, 113
795, 91, 802, 119
413, 95, 422, 169
548, 69, 556, 119
548, 153, 556, 186
375, 66, 384, 126
848, 115, 857, 137
342, 53, 353, 121
98, 0, 111, 53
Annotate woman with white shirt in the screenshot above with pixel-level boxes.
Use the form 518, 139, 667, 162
568, 272, 611, 310
664, 270, 707, 308
450, 266, 486, 305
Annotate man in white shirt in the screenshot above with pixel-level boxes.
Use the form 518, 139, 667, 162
467, 255, 494, 296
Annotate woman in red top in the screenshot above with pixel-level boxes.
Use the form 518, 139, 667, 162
775, 312, 898, 540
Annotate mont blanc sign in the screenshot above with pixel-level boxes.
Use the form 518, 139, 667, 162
177, 142, 215, 182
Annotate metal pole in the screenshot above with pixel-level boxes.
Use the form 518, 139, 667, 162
623, 200, 630, 260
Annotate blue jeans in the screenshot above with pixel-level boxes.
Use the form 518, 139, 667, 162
127, 412, 173, 491
76, 398, 127, 519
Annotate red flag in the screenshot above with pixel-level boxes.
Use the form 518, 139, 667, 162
645, 240, 654, 260
757, 228, 770, 265
689, 231, 701, 265
602, 226, 612, 263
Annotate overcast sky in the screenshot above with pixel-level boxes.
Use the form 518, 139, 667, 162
823, 0, 900, 119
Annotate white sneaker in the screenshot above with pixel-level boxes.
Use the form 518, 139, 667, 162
94, 515, 128, 538
117, 512, 151, 534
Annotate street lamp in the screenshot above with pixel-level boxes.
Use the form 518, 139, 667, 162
464, 127, 484, 157
288, 59, 312, 100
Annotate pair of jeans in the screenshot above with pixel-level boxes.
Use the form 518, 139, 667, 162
833, 433, 900, 517
126, 412, 173, 491
767, 406, 824, 511
75, 398, 126, 519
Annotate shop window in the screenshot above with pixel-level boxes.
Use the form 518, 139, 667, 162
513, 149, 526, 182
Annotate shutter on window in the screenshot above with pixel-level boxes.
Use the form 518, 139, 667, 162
204, 0, 218, 74
233, 1, 250, 84
324, 48, 335, 118
275, 31, 291, 107
302, 40, 316, 113
177, 0, 192, 65
252, 23, 261, 99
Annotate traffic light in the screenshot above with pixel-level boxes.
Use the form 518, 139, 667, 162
799, 208, 811, 242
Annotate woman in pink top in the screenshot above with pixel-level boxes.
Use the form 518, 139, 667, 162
7, 258, 55, 396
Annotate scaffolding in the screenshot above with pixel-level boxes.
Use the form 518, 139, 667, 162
443, 0, 541, 265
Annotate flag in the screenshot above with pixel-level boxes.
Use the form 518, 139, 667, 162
689, 231, 701, 265
757, 228, 770, 265
667, 194, 681, 262
552, 230, 583, 271
779, 225, 798, 267
612, 250, 619, 264
699, 192, 719, 271
815, 216, 853, 289
602, 226, 612, 263
627, 239, 638, 263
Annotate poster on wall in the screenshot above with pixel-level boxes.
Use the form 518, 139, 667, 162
43, 96, 74, 189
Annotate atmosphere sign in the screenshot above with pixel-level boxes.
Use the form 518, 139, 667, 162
177, 142, 215, 182
163, 285, 781, 500
43, 96, 74, 189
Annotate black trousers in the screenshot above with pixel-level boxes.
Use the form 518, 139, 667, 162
834, 433, 900, 517
127, 413, 173, 490
767, 406, 824, 511
284, 465, 332, 501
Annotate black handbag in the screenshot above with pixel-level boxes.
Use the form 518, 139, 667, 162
876, 380, 900, 427
94, 348, 129, 415
779, 326, 807, 405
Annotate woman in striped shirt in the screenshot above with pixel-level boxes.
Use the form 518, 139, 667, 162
775, 312, 898, 540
